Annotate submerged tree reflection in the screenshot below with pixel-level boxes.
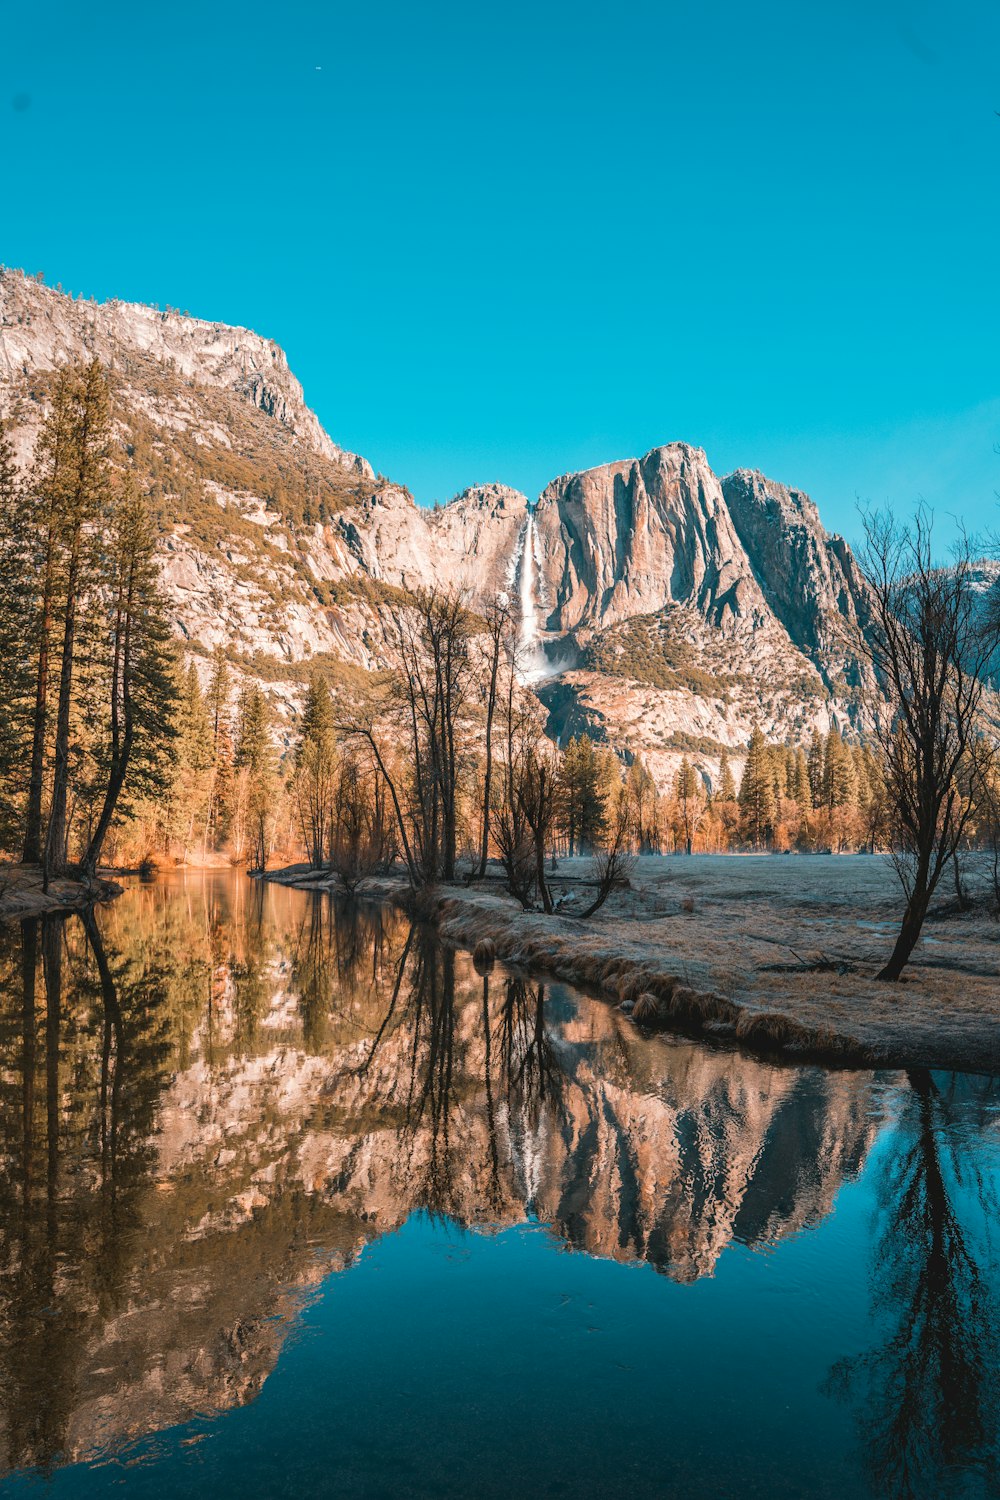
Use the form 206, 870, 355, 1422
827, 1069, 999, 1500
0, 908, 174, 1473
0, 877, 923, 1482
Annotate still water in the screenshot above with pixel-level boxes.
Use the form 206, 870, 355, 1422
0, 873, 996, 1499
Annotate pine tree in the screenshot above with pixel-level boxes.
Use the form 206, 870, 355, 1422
794, 747, 812, 810
0, 419, 33, 849
294, 676, 338, 866
768, 746, 785, 810
739, 725, 776, 847
44, 360, 113, 877
718, 749, 737, 803
205, 644, 233, 847
807, 730, 825, 810
21, 374, 76, 864
851, 742, 870, 805
79, 478, 178, 876
297, 677, 336, 763
206, 644, 231, 752
674, 756, 700, 854
167, 660, 214, 857
558, 735, 609, 854
234, 685, 278, 869
823, 729, 857, 809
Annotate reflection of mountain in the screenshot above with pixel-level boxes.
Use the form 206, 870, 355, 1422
0, 877, 880, 1473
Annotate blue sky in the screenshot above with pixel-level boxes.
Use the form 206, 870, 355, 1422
5, 1, 999, 541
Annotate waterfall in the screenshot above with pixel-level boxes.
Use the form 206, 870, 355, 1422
515, 510, 543, 681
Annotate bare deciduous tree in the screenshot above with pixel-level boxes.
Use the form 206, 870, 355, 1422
858, 507, 1000, 980
475, 590, 513, 878
338, 588, 475, 888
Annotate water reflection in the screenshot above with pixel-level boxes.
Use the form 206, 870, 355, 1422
827, 1069, 1000, 1500
0, 874, 995, 1495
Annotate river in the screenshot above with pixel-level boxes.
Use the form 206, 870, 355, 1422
0, 872, 996, 1498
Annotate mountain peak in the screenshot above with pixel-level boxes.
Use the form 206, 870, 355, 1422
0, 266, 373, 479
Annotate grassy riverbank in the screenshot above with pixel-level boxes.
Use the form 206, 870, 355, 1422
0, 864, 123, 922
266, 853, 1000, 1076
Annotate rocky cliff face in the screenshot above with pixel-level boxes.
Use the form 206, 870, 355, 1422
0, 268, 369, 475
0, 268, 877, 775
531, 446, 874, 780
721, 468, 872, 681
336, 480, 527, 595
535, 445, 767, 633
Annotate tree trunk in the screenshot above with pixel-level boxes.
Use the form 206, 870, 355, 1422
20, 918, 37, 1208
42, 917, 61, 1205
22, 529, 57, 865
81, 572, 132, 881
477, 627, 502, 879
45, 536, 83, 879
878, 891, 931, 980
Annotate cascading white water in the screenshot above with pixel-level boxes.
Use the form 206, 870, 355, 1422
514, 510, 544, 682
519, 511, 538, 653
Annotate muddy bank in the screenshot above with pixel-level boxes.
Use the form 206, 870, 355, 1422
265, 855, 1000, 1076
0, 865, 123, 923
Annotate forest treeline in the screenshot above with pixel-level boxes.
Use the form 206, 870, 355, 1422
3, 358, 1000, 977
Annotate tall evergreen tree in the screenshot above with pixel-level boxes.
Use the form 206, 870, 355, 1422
717, 749, 737, 802
0, 419, 33, 849
234, 684, 278, 869
739, 725, 776, 847
205, 644, 233, 846
807, 729, 825, 810
823, 729, 858, 809
21, 375, 76, 864
79, 479, 177, 877
168, 660, 215, 854
206, 644, 232, 751
674, 756, 700, 854
794, 747, 812, 810
558, 735, 609, 855
294, 677, 338, 866
45, 360, 113, 877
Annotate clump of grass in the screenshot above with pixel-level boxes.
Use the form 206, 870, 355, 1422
632, 992, 661, 1025
735, 1011, 797, 1046
473, 938, 496, 974
617, 970, 655, 1003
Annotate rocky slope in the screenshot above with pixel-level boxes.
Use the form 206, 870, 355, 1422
1, 267, 882, 780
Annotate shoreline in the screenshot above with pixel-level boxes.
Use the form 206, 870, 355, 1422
0, 865, 123, 923
262, 857, 1000, 1077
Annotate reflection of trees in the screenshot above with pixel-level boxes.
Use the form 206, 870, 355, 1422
292, 895, 395, 1051
827, 1069, 999, 1500
495, 976, 553, 1111
0, 878, 901, 1480
0, 910, 173, 1474
291, 894, 335, 1050
400, 936, 459, 1216
357, 937, 564, 1220
235, 880, 270, 1049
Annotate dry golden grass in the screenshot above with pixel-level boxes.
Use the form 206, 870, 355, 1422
631, 992, 661, 1024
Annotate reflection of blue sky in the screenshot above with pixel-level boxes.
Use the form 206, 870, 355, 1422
5, 0, 998, 539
